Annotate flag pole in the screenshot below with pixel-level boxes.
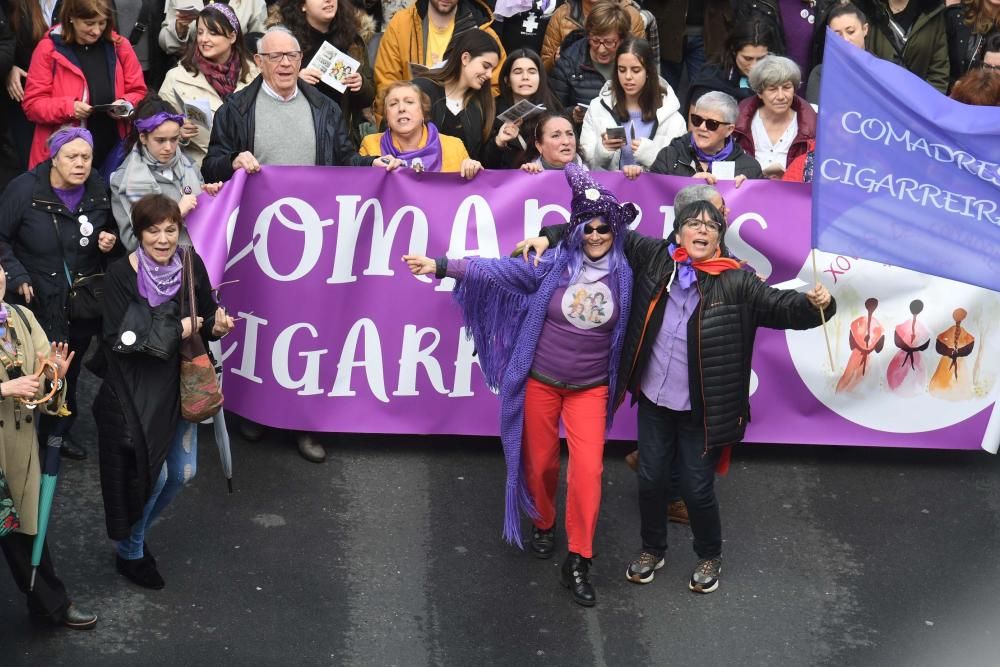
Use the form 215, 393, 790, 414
812, 249, 835, 371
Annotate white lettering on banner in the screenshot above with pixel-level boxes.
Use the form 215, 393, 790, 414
727, 213, 774, 280
436, 196, 501, 293
839, 111, 1000, 188
659, 205, 675, 239
523, 199, 569, 239
819, 158, 1000, 228
395, 325, 448, 396
231, 312, 268, 383
272, 323, 328, 396
254, 198, 333, 280
329, 318, 390, 402
450, 327, 483, 397
328, 197, 431, 284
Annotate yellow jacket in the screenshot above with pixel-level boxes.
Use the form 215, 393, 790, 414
373, 0, 506, 120
359, 127, 470, 173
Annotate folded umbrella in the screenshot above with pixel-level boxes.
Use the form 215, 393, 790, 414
30, 436, 61, 591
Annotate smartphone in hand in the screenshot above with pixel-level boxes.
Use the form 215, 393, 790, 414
605, 126, 626, 140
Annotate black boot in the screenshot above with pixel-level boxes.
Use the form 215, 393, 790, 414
116, 554, 165, 590
560, 552, 596, 607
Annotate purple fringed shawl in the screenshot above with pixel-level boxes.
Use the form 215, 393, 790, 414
452, 251, 633, 547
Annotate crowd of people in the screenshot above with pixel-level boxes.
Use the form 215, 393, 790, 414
0, 0, 996, 629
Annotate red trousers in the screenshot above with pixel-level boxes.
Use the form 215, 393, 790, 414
522, 377, 608, 558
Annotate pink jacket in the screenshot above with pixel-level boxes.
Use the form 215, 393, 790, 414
22, 27, 147, 168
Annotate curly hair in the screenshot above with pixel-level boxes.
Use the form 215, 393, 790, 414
950, 68, 1000, 106
274, 0, 363, 54
962, 0, 1000, 35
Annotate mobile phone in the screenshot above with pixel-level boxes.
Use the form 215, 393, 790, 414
575, 102, 589, 110
605, 126, 626, 140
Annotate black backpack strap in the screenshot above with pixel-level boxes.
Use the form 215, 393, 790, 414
10, 304, 32, 335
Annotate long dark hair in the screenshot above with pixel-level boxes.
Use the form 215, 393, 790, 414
611, 38, 663, 123
715, 20, 780, 71
275, 0, 363, 54
421, 29, 501, 140
180, 6, 254, 84
124, 94, 181, 154
497, 48, 561, 112
9, 0, 48, 45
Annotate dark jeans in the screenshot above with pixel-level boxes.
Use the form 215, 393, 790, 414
661, 33, 707, 99
39, 320, 98, 442
0, 532, 70, 621
636, 394, 722, 559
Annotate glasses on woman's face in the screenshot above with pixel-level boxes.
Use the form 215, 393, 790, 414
584, 223, 612, 235
259, 50, 302, 63
589, 36, 620, 50
681, 218, 723, 234
689, 114, 731, 132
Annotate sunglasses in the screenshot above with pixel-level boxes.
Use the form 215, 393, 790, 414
690, 114, 732, 132
584, 223, 612, 235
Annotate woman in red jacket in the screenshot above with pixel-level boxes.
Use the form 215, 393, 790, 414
21, 0, 146, 171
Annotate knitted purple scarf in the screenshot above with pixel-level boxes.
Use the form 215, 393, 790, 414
380, 123, 444, 172
452, 250, 633, 547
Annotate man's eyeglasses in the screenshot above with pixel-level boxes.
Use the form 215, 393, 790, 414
584, 223, 612, 235
681, 218, 723, 233
258, 50, 302, 63
980, 62, 999, 72
588, 37, 620, 49
689, 114, 732, 132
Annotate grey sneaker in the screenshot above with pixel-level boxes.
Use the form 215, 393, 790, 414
689, 557, 722, 593
625, 550, 665, 584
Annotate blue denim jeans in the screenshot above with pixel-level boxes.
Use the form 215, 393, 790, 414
117, 420, 198, 560
636, 394, 721, 559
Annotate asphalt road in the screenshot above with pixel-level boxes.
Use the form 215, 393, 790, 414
2, 372, 999, 666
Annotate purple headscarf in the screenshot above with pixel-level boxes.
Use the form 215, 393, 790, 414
48, 127, 93, 158
135, 112, 186, 134
379, 123, 444, 172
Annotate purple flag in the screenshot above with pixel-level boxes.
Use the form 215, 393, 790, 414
813, 30, 1000, 292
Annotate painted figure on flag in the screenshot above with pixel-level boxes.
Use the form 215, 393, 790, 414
929, 308, 976, 401
836, 297, 885, 393
886, 299, 931, 396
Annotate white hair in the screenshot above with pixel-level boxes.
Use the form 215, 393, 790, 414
694, 91, 739, 124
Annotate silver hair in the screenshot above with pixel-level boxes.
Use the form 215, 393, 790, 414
673, 184, 722, 216
694, 91, 739, 124
259, 25, 301, 52
748, 55, 801, 93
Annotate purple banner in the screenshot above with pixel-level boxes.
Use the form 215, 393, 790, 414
187, 167, 1000, 451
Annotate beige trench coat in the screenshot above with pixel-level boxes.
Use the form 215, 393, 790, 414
0, 305, 68, 536
159, 62, 259, 168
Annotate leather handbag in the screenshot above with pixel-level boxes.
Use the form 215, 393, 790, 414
179, 250, 223, 422
67, 272, 105, 321
0, 466, 20, 538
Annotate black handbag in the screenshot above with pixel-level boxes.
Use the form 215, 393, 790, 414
67, 272, 105, 321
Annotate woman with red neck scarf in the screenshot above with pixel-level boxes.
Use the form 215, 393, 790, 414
522, 199, 834, 595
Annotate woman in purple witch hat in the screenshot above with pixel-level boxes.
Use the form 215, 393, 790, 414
403, 164, 634, 608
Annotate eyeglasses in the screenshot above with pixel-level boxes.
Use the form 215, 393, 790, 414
690, 114, 732, 132
584, 223, 612, 235
681, 218, 723, 233
588, 37, 620, 49
258, 50, 302, 63
980, 62, 999, 71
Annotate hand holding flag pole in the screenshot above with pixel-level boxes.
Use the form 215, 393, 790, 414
812, 249, 835, 371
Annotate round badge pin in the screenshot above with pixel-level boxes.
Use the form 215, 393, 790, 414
78, 214, 89, 224
79, 237, 90, 247
121, 330, 137, 346
80, 221, 94, 236
183, 186, 193, 195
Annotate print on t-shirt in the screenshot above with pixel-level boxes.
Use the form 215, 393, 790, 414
562, 281, 614, 330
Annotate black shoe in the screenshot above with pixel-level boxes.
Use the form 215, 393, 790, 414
62, 604, 98, 630
116, 554, 165, 590
560, 552, 596, 607
297, 434, 326, 463
689, 557, 722, 594
58, 436, 87, 461
530, 526, 555, 559
143, 541, 156, 567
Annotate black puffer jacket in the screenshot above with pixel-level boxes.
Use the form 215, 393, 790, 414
944, 4, 996, 83
0, 161, 116, 341
549, 36, 609, 110
650, 133, 763, 180
541, 228, 836, 448
202, 75, 375, 183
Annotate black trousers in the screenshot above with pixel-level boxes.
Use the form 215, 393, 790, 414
0, 532, 69, 622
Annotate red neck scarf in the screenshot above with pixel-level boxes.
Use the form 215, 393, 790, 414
672, 246, 742, 275
196, 49, 241, 99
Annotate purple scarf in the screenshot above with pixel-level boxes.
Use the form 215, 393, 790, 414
669, 243, 699, 289
379, 123, 444, 172
691, 134, 735, 165
452, 250, 632, 547
137, 246, 183, 307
